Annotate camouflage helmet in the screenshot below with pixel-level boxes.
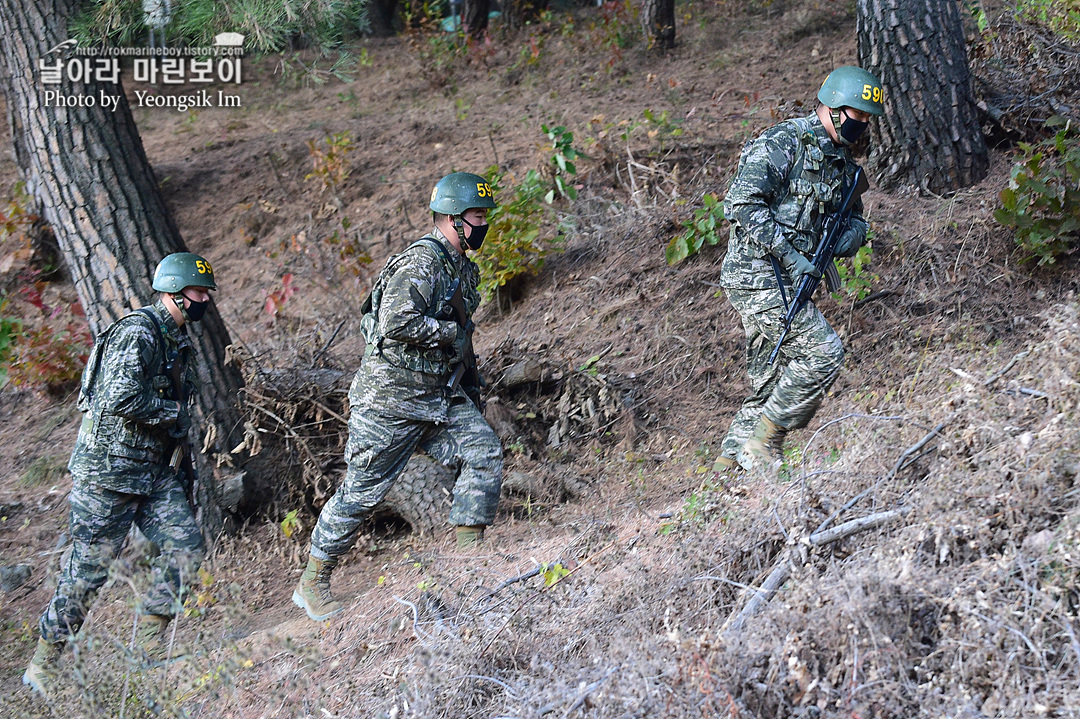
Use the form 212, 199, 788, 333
429, 172, 497, 215
817, 66, 885, 116
152, 252, 217, 292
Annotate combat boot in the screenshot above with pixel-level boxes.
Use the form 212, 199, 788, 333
712, 456, 741, 476
737, 415, 788, 475
455, 525, 485, 549
23, 636, 62, 699
136, 614, 173, 661
292, 555, 343, 621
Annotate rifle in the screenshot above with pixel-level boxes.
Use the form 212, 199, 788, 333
165, 351, 197, 503
767, 166, 869, 365
441, 278, 483, 410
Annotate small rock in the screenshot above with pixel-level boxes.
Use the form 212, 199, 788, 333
0, 564, 32, 592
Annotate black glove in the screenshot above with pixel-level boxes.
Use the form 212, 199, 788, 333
447, 324, 471, 365
780, 248, 821, 287
833, 226, 863, 258
170, 403, 192, 439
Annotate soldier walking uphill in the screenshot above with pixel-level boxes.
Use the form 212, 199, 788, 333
715, 67, 884, 474
293, 172, 504, 622
24, 253, 217, 698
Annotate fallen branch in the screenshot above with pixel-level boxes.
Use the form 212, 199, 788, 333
853, 289, 898, 310
721, 508, 910, 636
983, 349, 1030, 387
812, 418, 950, 534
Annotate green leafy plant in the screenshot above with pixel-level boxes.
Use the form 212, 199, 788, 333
305, 131, 355, 194
642, 108, 684, 153
478, 166, 557, 300
540, 124, 582, 202
832, 243, 878, 300
994, 117, 1080, 264
280, 509, 303, 538
665, 192, 725, 265
587, 0, 640, 71
540, 562, 570, 587
1014, 0, 1080, 39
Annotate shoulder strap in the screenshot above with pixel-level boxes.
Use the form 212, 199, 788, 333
361, 236, 458, 316
77, 308, 167, 412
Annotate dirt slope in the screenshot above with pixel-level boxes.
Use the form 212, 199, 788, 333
1, 1, 1079, 717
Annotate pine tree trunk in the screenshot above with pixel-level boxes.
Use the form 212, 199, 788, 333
0, 0, 247, 536
462, 0, 490, 38
641, 0, 676, 50
856, 0, 988, 194
367, 0, 398, 36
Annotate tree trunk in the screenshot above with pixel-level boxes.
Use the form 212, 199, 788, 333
641, 0, 676, 50
856, 0, 988, 194
0, 0, 247, 537
367, 0, 399, 36
502, 0, 550, 31
462, 0, 490, 38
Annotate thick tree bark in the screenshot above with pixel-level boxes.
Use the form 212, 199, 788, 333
502, 0, 550, 31
856, 0, 988, 194
366, 0, 399, 36
641, 0, 676, 50
0, 0, 247, 536
462, 0, 490, 38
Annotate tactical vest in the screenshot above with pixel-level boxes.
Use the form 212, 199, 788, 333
360, 236, 462, 377
745, 115, 849, 255
75, 307, 184, 463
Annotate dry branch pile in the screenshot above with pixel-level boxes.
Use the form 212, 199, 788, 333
971, 14, 1080, 141
230, 340, 642, 528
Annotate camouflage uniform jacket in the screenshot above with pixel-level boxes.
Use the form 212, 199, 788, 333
69, 300, 196, 495
721, 113, 868, 290
355, 229, 481, 423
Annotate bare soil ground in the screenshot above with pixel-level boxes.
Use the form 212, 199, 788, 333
2, 1, 1079, 717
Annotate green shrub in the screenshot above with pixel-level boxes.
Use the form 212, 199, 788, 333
477, 166, 560, 301
665, 192, 725, 265
72, 0, 371, 53
994, 118, 1080, 265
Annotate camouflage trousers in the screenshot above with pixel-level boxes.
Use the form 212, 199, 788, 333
39, 470, 205, 645
719, 287, 845, 460
310, 398, 503, 559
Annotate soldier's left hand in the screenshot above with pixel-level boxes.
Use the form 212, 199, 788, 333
833, 226, 863, 258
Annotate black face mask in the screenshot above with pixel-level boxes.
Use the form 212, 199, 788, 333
832, 109, 868, 146
176, 293, 209, 322
460, 217, 488, 251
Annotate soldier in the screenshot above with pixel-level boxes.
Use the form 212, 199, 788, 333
292, 172, 504, 622
23, 252, 216, 698
715, 66, 884, 474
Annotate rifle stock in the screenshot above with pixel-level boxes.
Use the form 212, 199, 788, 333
767, 166, 869, 365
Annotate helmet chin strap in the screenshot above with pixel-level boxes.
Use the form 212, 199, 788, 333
452, 215, 468, 247
830, 108, 853, 147
170, 292, 192, 322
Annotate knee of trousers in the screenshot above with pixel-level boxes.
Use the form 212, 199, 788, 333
813, 339, 846, 378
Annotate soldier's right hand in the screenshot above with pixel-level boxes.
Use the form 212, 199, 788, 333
447, 324, 470, 365
781, 248, 821, 288
170, 403, 192, 438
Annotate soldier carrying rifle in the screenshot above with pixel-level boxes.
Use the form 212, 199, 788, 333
292, 172, 504, 622
715, 66, 885, 475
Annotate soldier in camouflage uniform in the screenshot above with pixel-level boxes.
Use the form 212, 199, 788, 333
292, 172, 504, 622
23, 253, 218, 698
715, 67, 885, 474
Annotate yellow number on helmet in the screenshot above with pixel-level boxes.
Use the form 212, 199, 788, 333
873, 86, 882, 103
476, 182, 490, 197
430, 187, 438, 203
862, 84, 872, 100
195, 259, 212, 274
